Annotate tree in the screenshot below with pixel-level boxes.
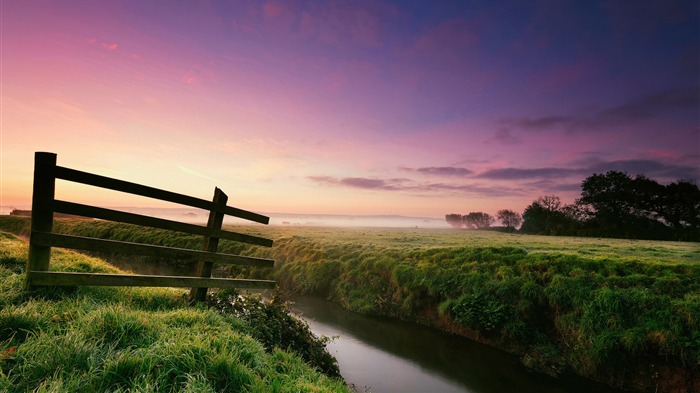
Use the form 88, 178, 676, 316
445, 214, 464, 228
579, 171, 666, 238
538, 195, 562, 212
497, 209, 522, 229
520, 196, 577, 235
463, 212, 495, 229
660, 180, 700, 230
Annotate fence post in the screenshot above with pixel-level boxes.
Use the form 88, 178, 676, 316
189, 187, 228, 302
27, 152, 57, 284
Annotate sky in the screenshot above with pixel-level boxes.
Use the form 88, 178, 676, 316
1, 0, 699, 220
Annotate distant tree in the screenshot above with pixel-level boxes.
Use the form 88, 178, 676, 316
579, 171, 667, 238
496, 209, 522, 229
445, 214, 464, 228
463, 212, 495, 229
660, 180, 700, 231
538, 195, 563, 212
520, 196, 576, 235
518, 172, 700, 240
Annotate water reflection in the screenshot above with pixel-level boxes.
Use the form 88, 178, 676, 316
105, 255, 620, 393
291, 296, 620, 393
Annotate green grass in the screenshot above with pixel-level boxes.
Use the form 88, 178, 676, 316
2, 216, 699, 391
0, 231, 349, 393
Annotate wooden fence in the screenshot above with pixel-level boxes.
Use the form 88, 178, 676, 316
27, 152, 275, 302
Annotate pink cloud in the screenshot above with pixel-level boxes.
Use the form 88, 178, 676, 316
101, 42, 118, 51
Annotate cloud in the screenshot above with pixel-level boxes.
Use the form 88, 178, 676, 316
504, 86, 699, 133
88, 38, 119, 51
598, 87, 699, 123
308, 176, 403, 190
489, 128, 522, 145
308, 175, 519, 197
587, 159, 699, 180
476, 167, 581, 180
475, 159, 699, 182
401, 166, 474, 177
413, 182, 521, 197
101, 43, 118, 51
524, 180, 583, 193
509, 116, 579, 130
308, 156, 698, 203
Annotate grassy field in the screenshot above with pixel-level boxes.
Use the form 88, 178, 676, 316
0, 230, 349, 392
237, 225, 700, 262
1, 215, 699, 392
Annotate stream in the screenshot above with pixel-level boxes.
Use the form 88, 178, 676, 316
107, 258, 620, 392
291, 296, 621, 393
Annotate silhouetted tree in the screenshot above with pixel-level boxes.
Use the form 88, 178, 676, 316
463, 212, 495, 229
518, 172, 700, 240
579, 171, 667, 238
497, 209, 522, 229
521, 196, 578, 235
661, 180, 700, 231
538, 195, 563, 212
445, 214, 464, 228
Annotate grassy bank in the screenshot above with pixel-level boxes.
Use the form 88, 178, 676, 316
2, 216, 699, 392
0, 230, 348, 392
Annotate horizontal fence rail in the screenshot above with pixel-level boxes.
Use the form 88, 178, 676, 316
31, 232, 275, 268
27, 152, 275, 301
29, 272, 276, 289
52, 200, 273, 247
54, 166, 269, 224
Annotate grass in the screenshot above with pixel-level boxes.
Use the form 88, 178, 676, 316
2, 216, 699, 392
0, 230, 349, 393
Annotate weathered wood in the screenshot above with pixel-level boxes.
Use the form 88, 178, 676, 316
27, 152, 275, 295
31, 231, 274, 268
28, 152, 57, 275
54, 166, 269, 224
190, 187, 227, 302
28, 271, 276, 289
53, 200, 273, 247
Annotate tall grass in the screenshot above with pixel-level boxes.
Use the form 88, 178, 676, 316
0, 231, 348, 392
2, 216, 699, 392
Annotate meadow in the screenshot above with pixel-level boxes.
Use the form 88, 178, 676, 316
0, 229, 348, 392
1, 215, 699, 392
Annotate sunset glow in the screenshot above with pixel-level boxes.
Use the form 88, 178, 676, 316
2, 0, 698, 220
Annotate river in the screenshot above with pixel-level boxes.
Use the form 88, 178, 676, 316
291, 296, 621, 393
106, 258, 620, 392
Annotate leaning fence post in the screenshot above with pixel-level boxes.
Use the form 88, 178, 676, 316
27, 152, 57, 285
189, 187, 228, 302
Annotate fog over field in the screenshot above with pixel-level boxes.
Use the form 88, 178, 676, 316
1, 206, 448, 228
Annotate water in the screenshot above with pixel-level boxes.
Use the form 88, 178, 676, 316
104, 256, 620, 393
291, 296, 621, 393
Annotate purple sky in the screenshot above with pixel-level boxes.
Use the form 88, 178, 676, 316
2, 0, 699, 218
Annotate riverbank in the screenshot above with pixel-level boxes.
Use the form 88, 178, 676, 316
2, 216, 698, 392
0, 231, 348, 392
269, 231, 699, 393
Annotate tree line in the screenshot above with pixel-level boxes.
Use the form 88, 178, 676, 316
445, 210, 522, 231
446, 171, 700, 241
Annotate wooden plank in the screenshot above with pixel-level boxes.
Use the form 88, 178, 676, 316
31, 232, 274, 268
28, 271, 275, 289
53, 200, 273, 247
28, 152, 57, 274
190, 187, 227, 302
54, 166, 270, 224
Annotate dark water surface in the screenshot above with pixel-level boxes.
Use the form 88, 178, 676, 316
107, 257, 620, 393
291, 296, 621, 393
